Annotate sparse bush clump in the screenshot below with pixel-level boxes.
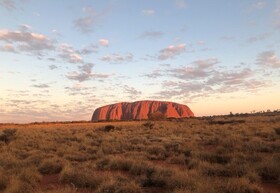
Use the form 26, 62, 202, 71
104, 125, 115, 132
38, 159, 63, 174
0, 168, 8, 191
0, 129, 17, 144
97, 176, 143, 193
60, 165, 103, 188
274, 127, 280, 135
143, 121, 155, 129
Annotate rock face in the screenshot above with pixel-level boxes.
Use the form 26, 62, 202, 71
91, 100, 194, 121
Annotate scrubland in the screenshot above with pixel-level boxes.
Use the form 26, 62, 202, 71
0, 113, 280, 193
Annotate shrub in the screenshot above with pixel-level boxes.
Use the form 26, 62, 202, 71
36, 186, 77, 193
108, 157, 133, 171
4, 176, 34, 193
38, 159, 63, 174
104, 125, 115, 132
60, 165, 103, 188
217, 178, 262, 193
0, 169, 8, 191
143, 121, 155, 129
0, 129, 17, 144
274, 128, 280, 135
97, 176, 142, 193
257, 162, 280, 181
147, 145, 167, 160
198, 153, 231, 164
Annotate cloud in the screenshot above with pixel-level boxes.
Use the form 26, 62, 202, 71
247, 32, 271, 43
74, 16, 95, 33
66, 63, 112, 82
31, 83, 50, 88
49, 65, 57, 70
101, 53, 133, 63
0, 26, 55, 56
143, 70, 163, 78
168, 58, 218, 80
250, 0, 266, 11
64, 84, 96, 96
141, 9, 155, 16
175, 0, 187, 9
221, 36, 236, 41
256, 51, 280, 68
99, 39, 109, 46
0, 0, 16, 11
58, 43, 83, 64
73, 6, 109, 34
80, 44, 99, 55
145, 56, 270, 101
197, 40, 205, 45
0, 43, 16, 53
139, 31, 164, 39
123, 85, 142, 95
158, 44, 186, 60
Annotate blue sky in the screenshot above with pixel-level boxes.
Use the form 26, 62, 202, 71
0, 0, 280, 123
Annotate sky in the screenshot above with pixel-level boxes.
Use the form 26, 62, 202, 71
0, 0, 280, 123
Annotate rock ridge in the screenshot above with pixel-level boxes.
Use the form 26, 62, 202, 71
91, 100, 194, 121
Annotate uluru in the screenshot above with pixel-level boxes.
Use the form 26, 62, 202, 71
91, 100, 194, 121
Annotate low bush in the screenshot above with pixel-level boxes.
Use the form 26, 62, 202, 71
96, 176, 143, 193
0, 129, 17, 144
274, 128, 280, 135
0, 168, 8, 191
104, 125, 115, 132
38, 159, 63, 174
60, 165, 103, 188
217, 178, 262, 193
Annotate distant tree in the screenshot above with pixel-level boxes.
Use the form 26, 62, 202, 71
148, 111, 166, 121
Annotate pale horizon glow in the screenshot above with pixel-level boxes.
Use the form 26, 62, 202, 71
0, 0, 280, 123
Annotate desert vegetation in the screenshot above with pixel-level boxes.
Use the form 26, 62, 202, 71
0, 113, 280, 193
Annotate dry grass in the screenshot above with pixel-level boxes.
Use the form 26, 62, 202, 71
0, 113, 280, 193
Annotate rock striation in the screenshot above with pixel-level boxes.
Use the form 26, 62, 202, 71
91, 100, 194, 121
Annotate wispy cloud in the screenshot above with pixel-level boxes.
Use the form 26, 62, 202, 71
73, 6, 110, 34
139, 30, 164, 39
0, 43, 16, 53
141, 9, 155, 16
123, 85, 142, 99
49, 65, 57, 70
158, 44, 186, 60
66, 63, 113, 82
249, 0, 266, 11
58, 43, 83, 64
144, 57, 269, 101
256, 50, 280, 68
65, 84, 96, 96
247, 32, 271, 43
221, 35, 236, 41
101, 53, 133, 63
0, 0, 16, 11
0, 26, 55, 56
175, 0, 187, 9
99, 39, 109, 46
31, 83, 50, 88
